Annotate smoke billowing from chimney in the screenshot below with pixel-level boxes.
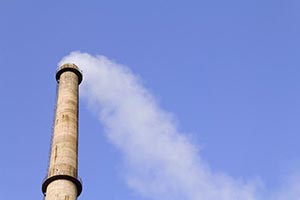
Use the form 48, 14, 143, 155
59, 51, 300, 200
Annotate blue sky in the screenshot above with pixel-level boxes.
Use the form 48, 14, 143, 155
0, 1, 300, 199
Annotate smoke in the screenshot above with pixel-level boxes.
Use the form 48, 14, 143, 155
59, 51, 296, 200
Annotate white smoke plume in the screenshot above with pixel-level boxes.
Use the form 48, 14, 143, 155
59, 51, 296, 200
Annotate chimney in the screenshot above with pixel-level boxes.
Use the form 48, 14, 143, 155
42, 63, 83, 200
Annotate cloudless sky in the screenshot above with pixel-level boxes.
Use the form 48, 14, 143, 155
0, 0, 300, 199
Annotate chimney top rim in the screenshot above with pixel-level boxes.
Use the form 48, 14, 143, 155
56, 63, 83, 84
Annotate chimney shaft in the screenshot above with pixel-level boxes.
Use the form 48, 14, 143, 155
42, 64, 83, 200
